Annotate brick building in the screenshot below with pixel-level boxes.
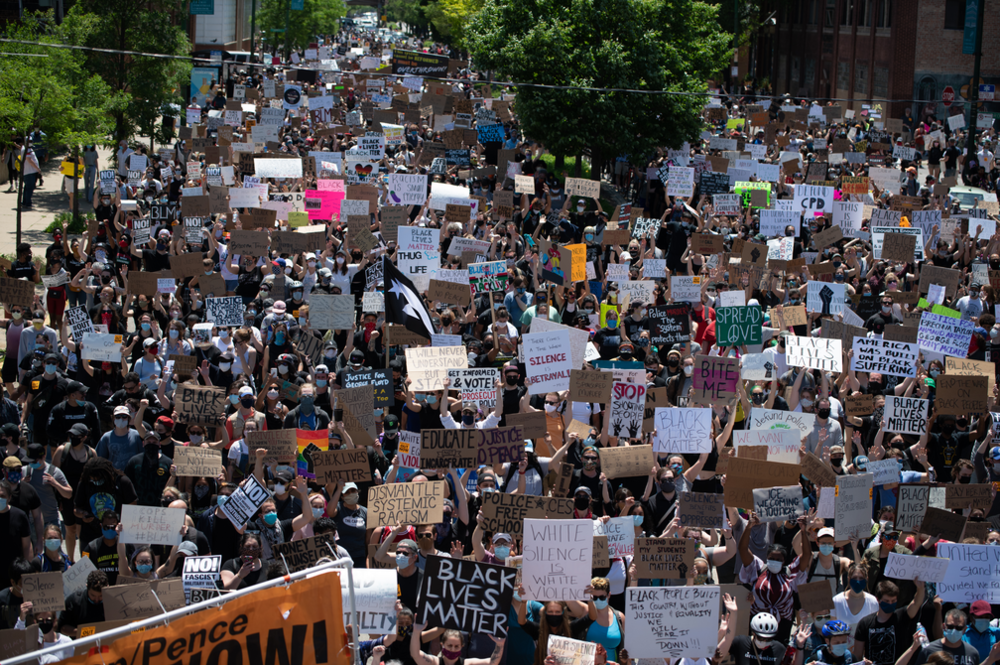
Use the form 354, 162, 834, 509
753, 0, 1000, 122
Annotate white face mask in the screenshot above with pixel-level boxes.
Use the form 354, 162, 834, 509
219, 362, 231, 371
545, 403, 559, 414
336, 256, 346, 264
683, 366, 693, 376
307, 261, 316, 268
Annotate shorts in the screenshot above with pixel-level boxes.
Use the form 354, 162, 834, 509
47, 292, 66, 318
61, 498, 78, 526
1, 355, 17, 384
945, 168, 957, 177
614, 161, 629, 175
224, 279, 238, 294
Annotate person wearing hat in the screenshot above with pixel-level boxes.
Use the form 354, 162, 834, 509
3, 455, 42, 550
134, 414, 178, 461
132, 337, 163, 391
335, 349, 370, 389
95, 405, 143, 470
224, 385, 267, 444
962, 600, 1000, 659
0, 423, 27, 466
15, 309, 56, 378
268, 466, 303, 522
261, 299, 296, 347
19, 353, 66, 448
374, 527, 422, 611
123, 428, 173, 507
45, 380, 100, 450
956, 282, 984, 322
860, 522, 920, 606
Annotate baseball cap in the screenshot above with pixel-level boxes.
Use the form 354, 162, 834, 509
27, 444, 46, 461
272, 301, 287, 313
817, 527, 836, 539
3, 456, 22, 469
114, 405, 131, 417
156, 416, 174, 429
143, 337, 158, 349
275, 469, 294, 483
574, 486, 593, 497
397, 539, 418, 554
65, 380, 86, 395
492, 532, 513, 544
343, 482, 358, 492
68, 424, 90, 437
239, 386, 254, 397
971, 600, 993, 617
177, 541, 199, 557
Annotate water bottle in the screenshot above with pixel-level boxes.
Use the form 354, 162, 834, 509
916, 623, 929, 647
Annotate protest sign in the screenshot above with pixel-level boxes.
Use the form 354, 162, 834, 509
917, 312, 975, 357
945, 484, 993, 511
691, 355, 739, 404
547, 636, 596, 665
80, 333, 122, 362
406, 346, 469, 392
522, 519, 593, 600
835, 473, 873, 540
919, 265, 962, 298
220, 475, 271, 526
653, 407, 712, 453
397, 226, 441, 291
22, 573, 65, 613
338, 568, 397, 633
753, 485, 805, 522
884, 396, 928, 435
66, 306, 94, 340
937, 543, 1000, 602
416, 555, 517, 637
63, 557, 98, 599
480, 493, 574, 537
367, 480, 445, 528
608, 381, 646, 439
0, 277, 33, 308
312, 449, 372, 485
716, 306, 763, 345
801, 451, 839, 487
897, 484, 930, 532
420, 429, 478, 468
172, 447, 223, 478
569, 369, 613, 403
733, 429, 800, 464
797, 581, 835, 614
505, 411, 548, 439
723, 457, 802, 509
920, 506, 968, 542
446, 368, 500, 408
245, 430, 299, 463
936, 375, 990, 415
102, 578, 192, 619
679, 492, 725, 529
120, 505, 186, 546
670, 276, 702, 302
174, 384, 227, 425
309, 294, 356, 330
271, 533, 339, 573
476, 426, 526, 466
740, 353, 778, 381
850, 337, 919, 377
182, 555, 221, 603
786, 336, 842, 372
625, 586, 719, 659
468, 260, 508, 294
523, 330, 572, 394
806, 281, 846, 316
598, 445, 654, 479
749, 408, 817, 439
868, 459, 902, 485
885, 552, 951, 583
648, 304, 691, 345
633, 538, 695, 579
205, 296, 244, 327
593, 517, 635, 557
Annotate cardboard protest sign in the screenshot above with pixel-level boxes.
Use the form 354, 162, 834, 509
835, 473, 874, 539
420, 429, 478, 468
653, 408, 712, 453
22, 572, 65, 613
945, 356, 997, 379
918, 265, 962, 298
245, 430, 299, 463
846, 393, 874, 417
752, 485, 805, 522
679, 492, 725, 529
367, 480, 445, 528
716, 306, 763, 345
309, 294, 356, 331
272, 533, 338, 572
850, 337, 919, 377
547, 636, 597, 665
417, 556, 516, 637
884, 396, 928, 435
598, 445, 654, 479
428, 279, 472, 306
896, 484, 930, 532
120, 505, 186, 546
945, 484, 993, 511
733, 429, 800, 464
522, 519, 593, 600
633, 538, 695, 579
691, 355, 739, 404
785, 336, 842, 372
797, 580, 835, 613
723, 458, 802, 509
569, 369, 613, 403
480, 492, 574, 536
884, 552, 951, 583
220, 475, 271, 526
312, 449, 372, 485
174, 384, 227, 425
63, 557, 98, 599
102, 579, 185, 620
936, 375, 989, 415
625, 586, 719, 659
608, 381, 646, 439
919, 506, 967, 542
505, 411, 548, 439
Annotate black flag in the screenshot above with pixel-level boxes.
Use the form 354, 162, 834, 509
383, 256, 435, 340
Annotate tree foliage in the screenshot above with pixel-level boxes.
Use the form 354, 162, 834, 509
467, 0, 730, 169
61, 0, 191, 143
0, 12, 126, 147
258, 0, 346, 57
424, 0, 482, 47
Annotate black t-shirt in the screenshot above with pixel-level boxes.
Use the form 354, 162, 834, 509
27, 373, 67, 421
623, 314, 649, 341
397, 568, 423, 612
854, 608, 918, 665
6, 260, 36, 281
236, 264, 263, 298
82, 537, 120, 586
728, 635, 786, 665
927, 431, 973, 473
944, 147, 962, 169
59, 588, 105, 629
0, 508, 29, 588
140, 249, 171, 273
221, 557, 268, 590
0, 587, 22, 630
10, 481, 41, 517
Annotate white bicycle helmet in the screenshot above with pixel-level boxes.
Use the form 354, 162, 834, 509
750, 612, 779, 638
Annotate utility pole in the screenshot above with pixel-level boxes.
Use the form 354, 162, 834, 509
250, 0, 257, 58
965, 0, 986, 163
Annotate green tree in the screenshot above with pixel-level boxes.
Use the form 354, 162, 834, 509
258, 0, 346, 60
467, 0, 731, 176
60, 0, 191, 143
384, 0, 431, 35
425, 0, 482, 47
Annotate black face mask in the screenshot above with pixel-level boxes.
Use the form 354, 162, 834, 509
144, 443, 159, 459
545, 614, 564, 627
574, 495, 590, 510
505, 375, 518, 386
37, 619, 54, 634
959, 476, 972, 484
667, 358, 679, 368
752, 393, 765, 405
817, 408, 831, 419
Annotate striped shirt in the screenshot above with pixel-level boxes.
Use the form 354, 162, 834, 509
738, 553, 807, 621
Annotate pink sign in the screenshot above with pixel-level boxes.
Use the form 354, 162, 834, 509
303, 189, 346, 221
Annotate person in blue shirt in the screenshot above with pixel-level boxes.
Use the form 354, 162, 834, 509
809, 619, 854, 665
964, 600, 1000, 661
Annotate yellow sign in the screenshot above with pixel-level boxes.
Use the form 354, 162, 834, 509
60, 160, 84, 178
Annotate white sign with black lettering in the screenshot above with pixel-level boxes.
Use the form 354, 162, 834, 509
206, 296, 245, 327
221, 475, 272, 526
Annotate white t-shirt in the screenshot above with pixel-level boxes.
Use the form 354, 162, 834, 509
570, 401, 601, 425
833, 591, 879, 647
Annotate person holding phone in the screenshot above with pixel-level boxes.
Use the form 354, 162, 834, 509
220, 532, 267, 590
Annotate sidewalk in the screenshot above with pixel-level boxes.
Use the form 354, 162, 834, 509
0, 143, 118, 257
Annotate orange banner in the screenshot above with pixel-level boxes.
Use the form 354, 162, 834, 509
62, 571, 349, 665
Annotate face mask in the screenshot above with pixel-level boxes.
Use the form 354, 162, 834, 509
275, 333, 286, 345
344, 493, 359, 506
217, 361, 233, 372
819, 544, 835, 556
300, 395, 315, 413
103, 528, 117, 540
217, 495, 229, 507
850, 578, 867, 592
248, 309, 257, 317
830, 643, 849, 657
37, 619, 55, 634
262, 512, 278, 526
229, 394, 239, 405
943, 629, 964, 643
660, 479, 675, 493
44, 538, 61, 551
494, 546, 510, 559
267, 389, 280, 400
44, 364, 57, 375
754, 637, 773, 650
975, 618, 991, 632
312, 507, 325, 519
606, 318, 618, 329
575, 495, 591, 510
880, 601, 897, 614
141, 322, 151, 331
766, 560, 783, 574
683, 366, 693, 377
632, 514, 644, 526
395, 554, 411, 568
441, 648, 462, 661
818, 408, 831, 419
136, 563, 154, 575
168, 329, 179, 339
545, 614, 564, 627
593, 598, 609, 610
29, 462, 41, 470
426, 395, 437, 405
240, 396, 256, 409
545, 404, 559, 414
273, 483, 286, 495
462, 413, 475, 425
325, 350, 336, 358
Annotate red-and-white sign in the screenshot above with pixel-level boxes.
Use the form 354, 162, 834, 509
943, 86, 956, 108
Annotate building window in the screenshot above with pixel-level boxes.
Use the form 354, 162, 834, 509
859, 0, 871, 26
837, 61, 851, 90
855, 62, 868, 94
876, 0, 891, 27
841, 0, 854, 25
944, 0, 965, 29
805, 59, 816, 87
874, 67, 889, 97
791, 57, 801, 85
807, 0, 818, 25
826, 0, 837, 26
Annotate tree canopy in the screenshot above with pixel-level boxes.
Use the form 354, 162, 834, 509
467, 0, 730, 171
258, 0, 346, 59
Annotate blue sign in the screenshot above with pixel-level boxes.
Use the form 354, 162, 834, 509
291, 0, 304, 9
963, 0, 978, 55
189, 0, 214, 13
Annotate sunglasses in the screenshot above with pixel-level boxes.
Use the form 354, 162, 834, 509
418, 533, 434, 540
